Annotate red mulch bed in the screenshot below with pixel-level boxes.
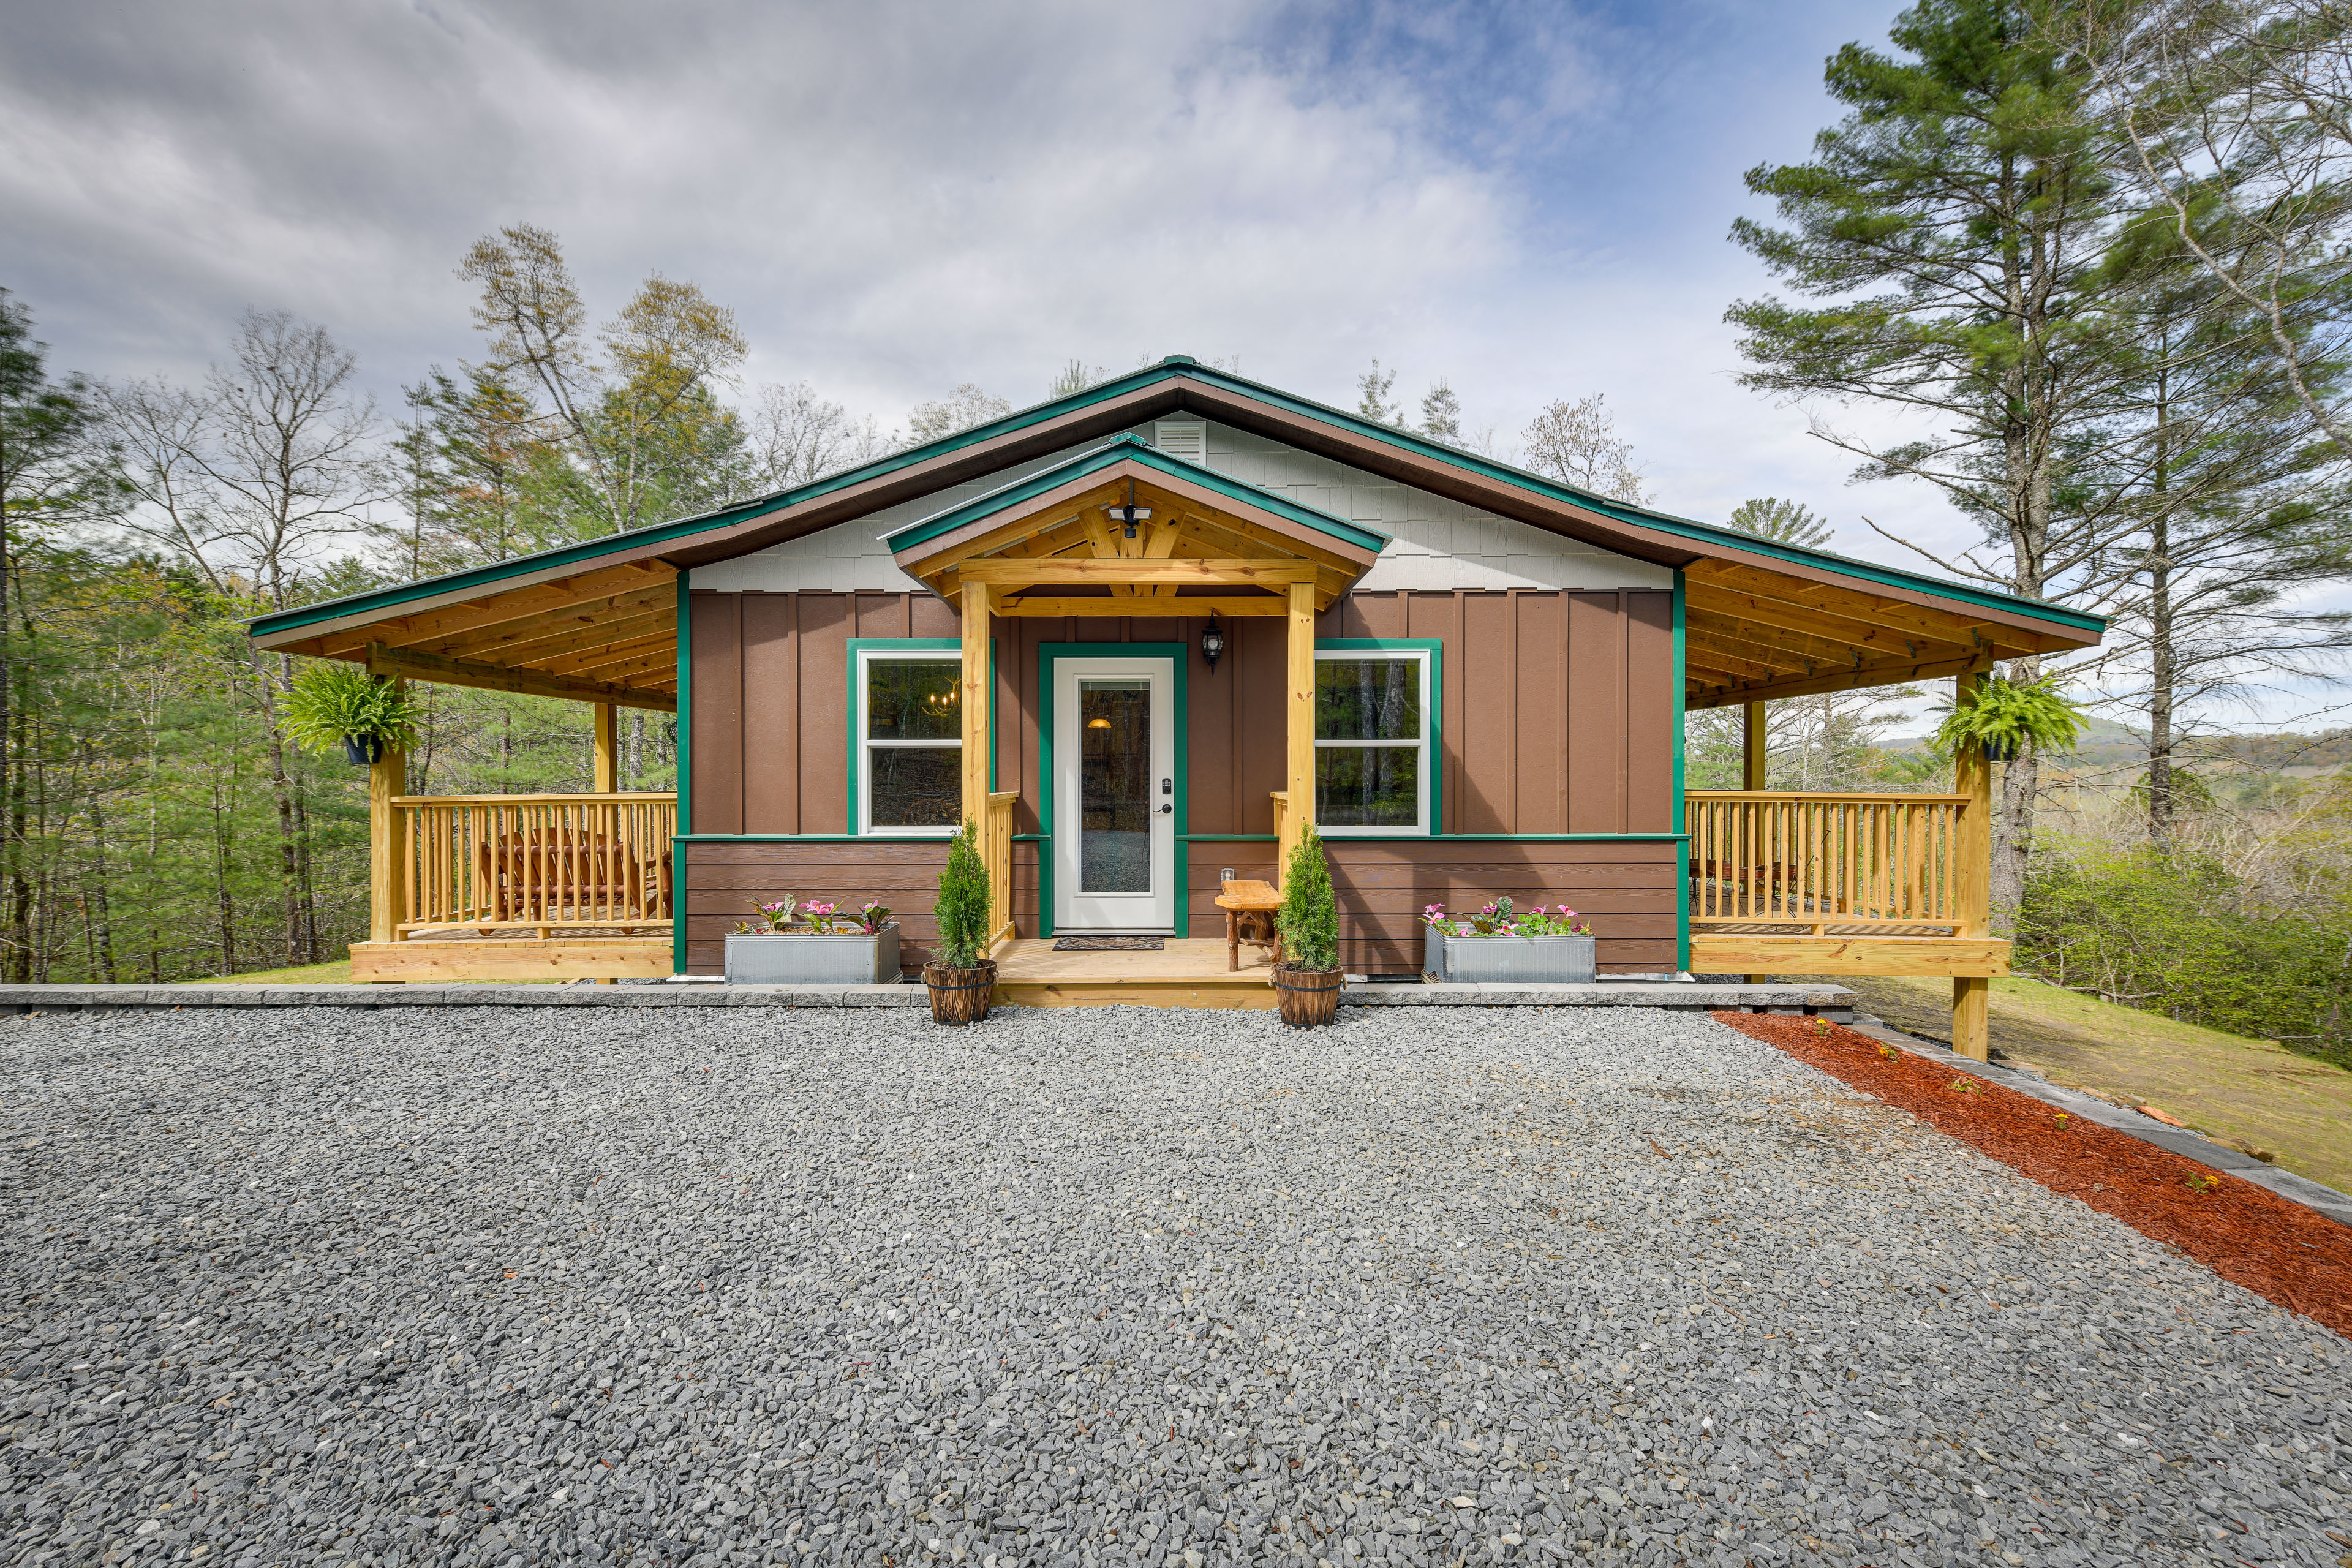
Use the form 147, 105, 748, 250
1714, 1011, 2352, 1338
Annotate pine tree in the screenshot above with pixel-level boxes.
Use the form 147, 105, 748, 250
1355, 361, 1400, 426
934, 818, 991, 969
1420, 379, 1463, 443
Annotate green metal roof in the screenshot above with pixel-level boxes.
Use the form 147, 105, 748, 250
880, 434, 1390, 558
249, 353, 2105, 643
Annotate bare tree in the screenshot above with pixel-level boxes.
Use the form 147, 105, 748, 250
904, 383, 1010, 446
1520, 394, 1648, 505
104, 309, 386, 966
747, 381, 889, 491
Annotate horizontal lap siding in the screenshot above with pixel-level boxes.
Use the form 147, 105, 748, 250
682, 841, 949, 974
1326, 840, 1681, 975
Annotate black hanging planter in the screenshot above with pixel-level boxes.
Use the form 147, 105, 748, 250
342, 734, 386, 767
1978, 736, 2020, 764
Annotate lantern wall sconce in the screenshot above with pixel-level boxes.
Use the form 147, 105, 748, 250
1199, 609, 1225, 676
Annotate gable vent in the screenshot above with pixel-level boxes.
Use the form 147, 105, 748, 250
1153, 420, 1207, 467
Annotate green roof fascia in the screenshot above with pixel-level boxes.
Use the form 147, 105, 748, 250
246, 364, 1193, 641
251, 351, 2105, 644
879, 434, 1390, 558
1159, 364, 2108, 638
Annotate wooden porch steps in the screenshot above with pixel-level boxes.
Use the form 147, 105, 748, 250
991, 937, 1276, 1010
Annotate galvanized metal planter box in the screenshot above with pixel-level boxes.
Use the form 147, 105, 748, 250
724, 925, 902, 985
1422, 927, 1596, 984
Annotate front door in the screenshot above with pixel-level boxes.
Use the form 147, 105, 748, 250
1053, 655, 1177, 932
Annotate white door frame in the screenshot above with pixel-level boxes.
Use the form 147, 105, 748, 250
1052, 655, 1177, 932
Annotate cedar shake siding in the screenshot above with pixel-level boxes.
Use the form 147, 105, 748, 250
684, 587, 1678, 975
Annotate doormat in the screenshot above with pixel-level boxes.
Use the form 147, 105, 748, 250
1052, 937, 1166, 951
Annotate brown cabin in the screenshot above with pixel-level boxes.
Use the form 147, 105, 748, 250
248, 358, 2105, 1054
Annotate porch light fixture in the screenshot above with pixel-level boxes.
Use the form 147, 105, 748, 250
1107, 477, 1150, 539
1199, 609, 1225, 676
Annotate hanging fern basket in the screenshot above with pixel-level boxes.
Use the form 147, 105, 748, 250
343, 734, 388, 767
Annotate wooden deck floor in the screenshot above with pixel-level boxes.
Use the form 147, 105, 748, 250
992, 937, 1277, 1009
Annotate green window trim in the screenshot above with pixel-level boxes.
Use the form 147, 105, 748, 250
845, 639, 995, 837
1313, 638, 1442, 837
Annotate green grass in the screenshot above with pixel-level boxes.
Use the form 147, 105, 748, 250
1820, 972, 2352, 1195
183, 960, 538, 986
186, 960, 355, 985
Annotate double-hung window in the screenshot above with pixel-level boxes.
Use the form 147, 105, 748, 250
856, 646, 961, 835
1313, 646, 1434, 835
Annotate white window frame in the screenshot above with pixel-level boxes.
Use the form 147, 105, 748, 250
1311, 647, 1433, 837
855, 646, 962, 838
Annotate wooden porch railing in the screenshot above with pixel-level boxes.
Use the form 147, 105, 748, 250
1686, 790, 1981, 933
390, 792, 677, 934
983, 790, 1017, 948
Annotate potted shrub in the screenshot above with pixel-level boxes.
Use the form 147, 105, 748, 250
723, 897, 901, 985
1420, 897, 1596, 984
283, 662, 423, 766
924, 820, 996, 1024
1272, 825, 1343, 1027
1932, 674, 2086, 764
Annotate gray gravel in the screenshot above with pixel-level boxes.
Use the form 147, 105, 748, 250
2, 1005, 2347, 1568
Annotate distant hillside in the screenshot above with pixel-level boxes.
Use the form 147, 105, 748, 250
1886, 722, 2352, 778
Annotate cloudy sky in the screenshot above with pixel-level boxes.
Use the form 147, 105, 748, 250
4, 0, 1966, 529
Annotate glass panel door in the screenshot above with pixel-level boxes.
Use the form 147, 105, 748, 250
1054, 657, 1176, 932
1079, 679, 1152, 893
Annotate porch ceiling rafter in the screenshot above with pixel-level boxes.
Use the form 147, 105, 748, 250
995, 594, 1289, 617
366, 642, 677, 712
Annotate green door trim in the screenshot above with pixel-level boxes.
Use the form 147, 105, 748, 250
1036, 643, 1190, 939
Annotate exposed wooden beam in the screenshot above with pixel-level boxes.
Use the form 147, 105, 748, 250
1682, 646, 1785, 685
1683, 627, 1814, 677
453, 609, 674, 668
1686, 584, 1979, 663
402, 585, 676, 660
306, 564, 678, 658
547, 649, 677, 685
529, 635, 678, 679
1685, 560, 2049, 656
366, 642, 676, 711
1685, 605, 1934, 669
957, 558, 1320, 587
996, 595, 1289, 617
1684, 652, 1991, 709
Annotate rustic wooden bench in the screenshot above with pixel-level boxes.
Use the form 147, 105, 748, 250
1214, 878, 1283, 971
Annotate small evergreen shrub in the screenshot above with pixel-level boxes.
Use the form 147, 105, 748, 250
282, 662, 424, 755
933, 819, 992, 970
1277, 824, 1338, 972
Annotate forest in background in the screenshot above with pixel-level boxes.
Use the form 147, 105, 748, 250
1, 0, 2348, 1064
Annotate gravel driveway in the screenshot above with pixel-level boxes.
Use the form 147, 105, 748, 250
2, 1005, 2346, 1568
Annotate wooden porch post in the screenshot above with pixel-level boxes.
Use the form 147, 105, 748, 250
1742, 701, 1768, 791
960, 582, 992, 827
367, 706, 407, 949
1951, 664, 1994, 1061
592, 703, 619, 793
1283, 581, 1316, 883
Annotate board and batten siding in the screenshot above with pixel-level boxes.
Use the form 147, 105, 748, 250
684, 586, 1678, 975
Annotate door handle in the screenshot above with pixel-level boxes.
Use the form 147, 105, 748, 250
1158, 804, 1173, 815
